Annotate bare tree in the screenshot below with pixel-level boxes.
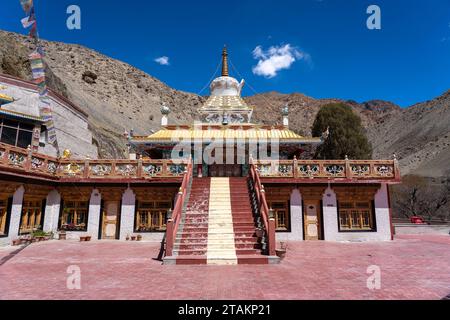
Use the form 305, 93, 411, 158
391, 176, 450, 222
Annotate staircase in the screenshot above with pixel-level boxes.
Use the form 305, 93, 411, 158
165, 177, 276, 265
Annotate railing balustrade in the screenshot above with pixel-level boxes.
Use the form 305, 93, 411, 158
165, 158, 193, 257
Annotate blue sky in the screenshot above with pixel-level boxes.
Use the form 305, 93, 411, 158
2, 0, 450, 107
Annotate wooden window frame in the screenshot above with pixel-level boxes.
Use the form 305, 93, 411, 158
59, 200, 89, 232
19, 199, 44, 235
268, 200, 291, 233
0, 198, 12, 238
0, 118, 35, 149
337, 200, 377, 233
134, 200, 172, 233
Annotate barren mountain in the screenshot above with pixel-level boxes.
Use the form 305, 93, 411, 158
0, 30, 449, 178
0, 30, 203, 158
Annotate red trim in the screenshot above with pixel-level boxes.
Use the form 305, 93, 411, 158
260, 178, 401, 184
0, 73, 89, 118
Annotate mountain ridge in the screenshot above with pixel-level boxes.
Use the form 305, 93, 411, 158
1, 30, 449, 178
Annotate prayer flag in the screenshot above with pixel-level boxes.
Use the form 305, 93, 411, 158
19, 0, 33, 13
21, 15, 35, 28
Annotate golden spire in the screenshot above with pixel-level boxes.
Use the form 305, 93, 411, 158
221, 45, 229, 77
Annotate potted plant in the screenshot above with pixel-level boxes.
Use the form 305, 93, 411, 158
59, 230, 67, 240
131, 235, 137, 241
275, 242, 287, 259
126, 234, 130, 241
137, 234, 142, 241
44, 232, 54, 241
85, 235, 92, 241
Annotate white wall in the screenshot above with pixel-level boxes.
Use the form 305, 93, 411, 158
321, 184, 392, 242
0, 186, 25, 246
87, 189, 101, 239
0, 77, 98, 159
322, 187, 339, 241
43, 189, 61, 234
118, 188, 165, 242
119, 188, 135, 240
276, 188, 303, 241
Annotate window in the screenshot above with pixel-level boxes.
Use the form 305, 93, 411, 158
135, 201, 171, 232
59, 201, 89, 231
20, 200, 44, 234
268, 201, 290, 231
0, 199, 10, 236
338, 201, 375, 231
0, 119, 35, 148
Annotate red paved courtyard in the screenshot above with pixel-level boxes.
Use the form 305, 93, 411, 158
0, 235, 449, 300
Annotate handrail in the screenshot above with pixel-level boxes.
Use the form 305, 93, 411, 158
0, 142, 400, 183
252, 157, 401, 182
0, 142, 189, 180
165, 157, 193, 257
249, 160, 276, 256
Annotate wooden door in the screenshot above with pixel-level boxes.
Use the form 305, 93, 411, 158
304, 200, 321, 240
102, 201, 120, 239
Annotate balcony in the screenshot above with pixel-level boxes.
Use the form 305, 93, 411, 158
0, 143, 401, 183
253, 158, 401, 183
0, 143, 189, 182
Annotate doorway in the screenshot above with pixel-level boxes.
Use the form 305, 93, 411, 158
101, 201, 121, 239
208, 164, 242, 177
303, 200, 322, 241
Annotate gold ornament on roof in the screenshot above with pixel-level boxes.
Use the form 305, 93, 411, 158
62, 149, 72, 159
221, 46, 229, 77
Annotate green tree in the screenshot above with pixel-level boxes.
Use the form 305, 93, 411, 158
312, 103, 372, 160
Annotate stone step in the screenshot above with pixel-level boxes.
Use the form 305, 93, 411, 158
177, 243, 261, 250
175, 248, 260, 255
163, 255, 276, 265
183, 217, 255, 223
176, 237, 259, 244
177, 231, 257, 238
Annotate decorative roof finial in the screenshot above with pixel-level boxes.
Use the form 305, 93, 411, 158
160, 103, 171, 115
221, 45, 229, 77
281, 104, 289, 116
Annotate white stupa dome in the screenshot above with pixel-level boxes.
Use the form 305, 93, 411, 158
210, 76, 244, 96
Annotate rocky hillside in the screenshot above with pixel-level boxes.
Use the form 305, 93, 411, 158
1, 30, 449, 178
0, 30, 203, 158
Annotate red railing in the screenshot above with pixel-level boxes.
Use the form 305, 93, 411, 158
0, 142, 189, 180
165, 157, 193, 257
253, 157, 401, 182
249, 161, 276, 257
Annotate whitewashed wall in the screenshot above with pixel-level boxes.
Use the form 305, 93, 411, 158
43, 189, 61, 234
87, 189, 101, 239
0, 186, 24, 246
276, 188, 303, 241
321, 184, 392, 242
0, 76, 98, 159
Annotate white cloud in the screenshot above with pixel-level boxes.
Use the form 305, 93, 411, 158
154, 56, 170, 66
252, 44, 309, 78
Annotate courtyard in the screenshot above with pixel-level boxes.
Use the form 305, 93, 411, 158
0, 235, 449, 300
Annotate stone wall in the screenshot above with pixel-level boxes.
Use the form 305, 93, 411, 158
394, 224, 450, 236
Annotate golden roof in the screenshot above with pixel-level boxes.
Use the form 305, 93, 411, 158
0, 93, 14, 104
201, 95, 252, 110
132, 125, 322, 143
0, 107, 44, 122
